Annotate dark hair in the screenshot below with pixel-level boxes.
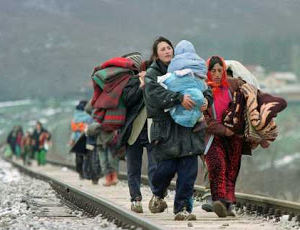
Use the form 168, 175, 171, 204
226, 67, 233, 77
208, 56, 223, 71
76, 100, 88, 111
149, 36, 174, 62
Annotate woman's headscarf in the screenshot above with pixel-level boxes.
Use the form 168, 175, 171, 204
206, 56, 229, 94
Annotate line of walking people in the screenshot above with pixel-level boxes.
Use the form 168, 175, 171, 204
70, 36, 287, 220
6, 121, 51, 166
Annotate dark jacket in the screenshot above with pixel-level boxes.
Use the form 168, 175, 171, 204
118, 76, 145, 147
144, 60, 184, 120
32, 128, 51, 152
144, 60, 213, 162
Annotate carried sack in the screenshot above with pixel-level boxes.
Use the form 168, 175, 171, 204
92, 104, 126, 132
91, 61, 129, 131
223, 89, 246, 135
244, 110, 263, 143
91, 73, 126, 132
4, 145, 12, 158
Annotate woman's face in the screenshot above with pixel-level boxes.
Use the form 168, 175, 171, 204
210, 63, 223, 84
156, 41, 173, 64
36, 123, 41, 131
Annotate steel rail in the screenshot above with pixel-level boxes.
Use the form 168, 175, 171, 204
7, 159, 165, 230
46, 159, 300, 222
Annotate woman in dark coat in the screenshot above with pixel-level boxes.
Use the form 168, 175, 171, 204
117, 52, 157, 213
144, 37, 212, 220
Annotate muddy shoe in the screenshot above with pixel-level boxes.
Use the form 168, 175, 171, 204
186, 213, 197, 221
174, 211, 188, 221
131, 201, 143, 213
148, 195, 167, 213
201, 195, 213, 212
79, 174, 84, 180
213, 201, 227, 218
227, 205, 236, 217
202, 203, 213, 212
92, 179, 99, 185
174, 210, 196, 221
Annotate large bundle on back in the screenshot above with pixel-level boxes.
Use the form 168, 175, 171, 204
91, 57, 137, 131
222, 60, 287, 149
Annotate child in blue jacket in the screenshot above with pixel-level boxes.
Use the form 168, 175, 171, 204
157, 40, 208, 127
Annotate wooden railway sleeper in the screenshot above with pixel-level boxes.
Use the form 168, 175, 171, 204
250, 204, 257, 214
274, 209, 282, 222
256, 206, 263, 216
267, 208, 275, 219
246, 203, 252, 214
263, 206, 269, 218
288, 213, 294, 221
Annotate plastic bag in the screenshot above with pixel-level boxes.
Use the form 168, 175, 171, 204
4, 145, 12, 158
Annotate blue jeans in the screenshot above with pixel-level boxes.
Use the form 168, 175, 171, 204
152, 155, 198, 214
126, 130, 156, 202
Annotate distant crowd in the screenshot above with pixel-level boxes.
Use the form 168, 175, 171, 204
6, 121, 51, 166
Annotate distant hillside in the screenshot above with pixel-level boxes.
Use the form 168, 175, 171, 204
1, 0, 300, 100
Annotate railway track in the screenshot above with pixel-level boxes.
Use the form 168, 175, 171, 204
7, 158, 164, 230
4, 157, 300, 230
46, 159, 300, 223
0, 157, 121, 230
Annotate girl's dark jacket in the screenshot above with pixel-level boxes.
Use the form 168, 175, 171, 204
117, 75, 145, 148
144, 60, 213, 162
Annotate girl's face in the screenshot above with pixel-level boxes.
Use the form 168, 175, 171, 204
210, 63, 223, 84
156, 41, 173, 64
